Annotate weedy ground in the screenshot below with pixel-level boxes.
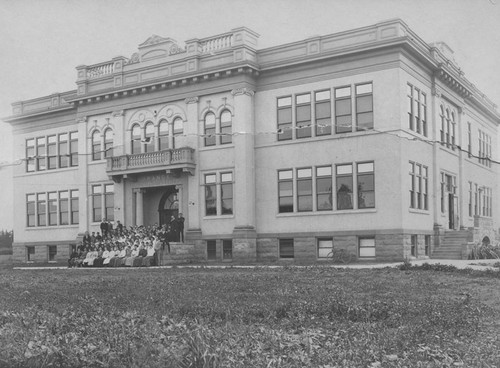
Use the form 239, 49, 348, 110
0, 265, 499, 367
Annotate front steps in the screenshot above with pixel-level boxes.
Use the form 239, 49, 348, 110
431, 230, 469, 260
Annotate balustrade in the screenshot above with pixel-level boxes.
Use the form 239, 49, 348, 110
106, 148, 195, 173
86, 62, 114, 79
200, 34, 233, 54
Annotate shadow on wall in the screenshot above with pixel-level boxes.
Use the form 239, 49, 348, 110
0, 230, 13, 265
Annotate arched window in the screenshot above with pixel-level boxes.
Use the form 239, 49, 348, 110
173, 118, 183, 149
220, 110, 232, 144
159, 120, 169, 150
131, 124, 141, 154
92, 130, 101, 161
204, 112, 216, 146
451, 112, 456, 149
440, 105, 445, 145
445, 109, 451, 148
144, 122, 155, 153
104, 128, 113, 158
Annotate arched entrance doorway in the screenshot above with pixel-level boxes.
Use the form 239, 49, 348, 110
158, 187, 179, 226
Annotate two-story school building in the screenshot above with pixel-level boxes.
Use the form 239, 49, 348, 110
5, 19, 500, 264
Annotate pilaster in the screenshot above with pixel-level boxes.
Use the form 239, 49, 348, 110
185, 96, 201, 231
230, 87, 256, 229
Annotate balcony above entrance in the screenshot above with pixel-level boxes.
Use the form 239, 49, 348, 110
106, 147, 195, 182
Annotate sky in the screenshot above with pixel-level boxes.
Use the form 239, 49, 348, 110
0, 0, 500, 230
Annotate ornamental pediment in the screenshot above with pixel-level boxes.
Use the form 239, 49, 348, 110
128, 35, 186, 64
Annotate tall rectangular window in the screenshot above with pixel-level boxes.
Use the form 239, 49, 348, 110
474, 184, 479, 216
27, 246, 35, 262
37, 193, 46, 226
468, 182, 473, 217
335, 87, 352, 133
36, 137, 46, 171
421, 93, 427, 136
467, 123, 472, 158
221, 172, 233, 215
277, 97, 292, 141
411, 235, 418, 257
70, 190, 79, 225
296, 168, 312, 212
26, 138, 35, 172
315, 90, 331, 136
58, 133, 69, 168
409, 162, 415, 209
48, 192, 57, 226
48, 245, 57, 262
336, 164, 353, 210
355, 83, 373, 131
407, 84, 413, 131
409, 162, 428, 210
47, 135, 57, 169
316, 166, 332, 211
92, 185, 102, 222
59, 191, 69, 225
205, 174, 217, 216
27, 194, 36, 227
408, 84, 427, 137
207, 240, 217, 260
278, 170, 293, 213
104, 184, 114, 221
70, 132, 78, 166
296, 93, 311, 138
357, 162, 375, 209
222, 240, 232, 260
279, 239, 294, 259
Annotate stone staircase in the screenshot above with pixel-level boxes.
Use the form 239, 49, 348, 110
431, 230, 469, 260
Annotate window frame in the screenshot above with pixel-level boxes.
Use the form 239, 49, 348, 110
279, 238, 294, 259
277, 96, 293, 141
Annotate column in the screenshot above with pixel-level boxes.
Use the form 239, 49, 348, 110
230, 87, 257, 262
135, 189, 144, 226
184, 96, 202, 241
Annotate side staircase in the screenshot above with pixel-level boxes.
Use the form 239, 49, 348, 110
431, 230, 469, 260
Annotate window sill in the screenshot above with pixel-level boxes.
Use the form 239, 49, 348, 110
203, 215, 235, 220
89, 160, 107, 165
439, 145, 459, 156
277, 209, 376, 217
409, 209, 430, 215
256, 129, 378, 149
16, 166, 79, 178
26, 225, 79, 230
199, 144, 234, 152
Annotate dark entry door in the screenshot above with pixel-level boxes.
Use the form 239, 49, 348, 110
158, 188, 179, 226
448, 193, 454, 229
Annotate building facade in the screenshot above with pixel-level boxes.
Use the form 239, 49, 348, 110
5, 19, 500, 264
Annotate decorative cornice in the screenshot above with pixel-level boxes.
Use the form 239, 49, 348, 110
112, 110, 125, 117
184, 96, 199, 104
231, 87, 255, 97
76, 116, 87, 124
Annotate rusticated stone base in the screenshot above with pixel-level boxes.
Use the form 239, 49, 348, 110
232, 226, 257, 263
165, 242, 205, 263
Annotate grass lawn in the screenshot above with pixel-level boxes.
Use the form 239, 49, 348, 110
0, 265, 499, 367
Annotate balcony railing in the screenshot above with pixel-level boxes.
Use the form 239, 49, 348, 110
106, 148, 195, 174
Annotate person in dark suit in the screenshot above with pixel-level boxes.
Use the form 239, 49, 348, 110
177, 213, 185, 243
100, 219, 108, 238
